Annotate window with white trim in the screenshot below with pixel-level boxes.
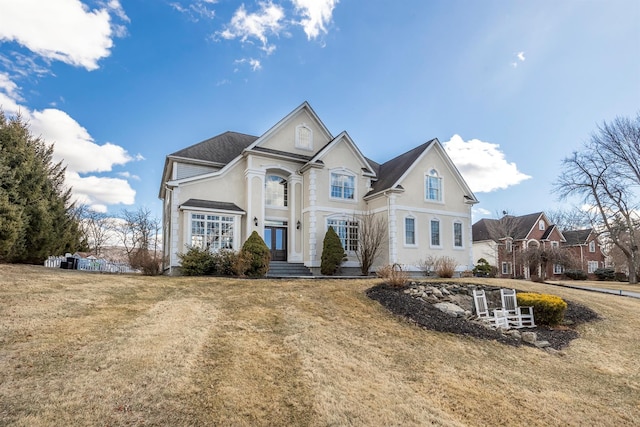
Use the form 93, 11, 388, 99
502, 262, 512, 275
453, 222, 463, 248
554, 264, 564, 274
551, 241, 559, 248
588, 261, 599, 273
330, 172, 355, 200
539, 220, 545, 230
505, 240, 513, 253
295, 124, 313, 150
265, 174, 287, 207
589, 240, 596, 252
405, 217, 416, 245
190, 213, 235, 251
430, 219, 441, 247
425, 169, 442, 202
327, 219, 359, 252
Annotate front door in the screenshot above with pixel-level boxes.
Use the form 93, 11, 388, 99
265, 226, 287, 261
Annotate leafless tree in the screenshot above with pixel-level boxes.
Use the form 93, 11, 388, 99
518, 246, 575, 282
354, 210, 387, 275
555, 113, 640, 283
74, 205, 115, 257
546, 208, 590, 231
114, 207, 162, 275
483, 210, 524, 278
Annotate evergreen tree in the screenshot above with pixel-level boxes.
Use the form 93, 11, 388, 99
0, 111, 84, 263
240, 231, 270, 277
321, 226, 347, 275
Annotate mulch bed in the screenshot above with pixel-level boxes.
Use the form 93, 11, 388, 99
366, 283, 600, 350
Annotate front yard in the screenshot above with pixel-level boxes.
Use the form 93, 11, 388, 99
0, 264, 638, 426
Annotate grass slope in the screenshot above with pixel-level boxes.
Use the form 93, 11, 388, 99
0, 265, 638, 426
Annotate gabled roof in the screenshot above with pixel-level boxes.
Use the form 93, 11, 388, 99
472, 212, 545, 242
304, 131, 377, 176
563, 229, 594, 245
366, 139, 435, 196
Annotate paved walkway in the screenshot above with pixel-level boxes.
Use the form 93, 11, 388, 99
546, 281, 640, 299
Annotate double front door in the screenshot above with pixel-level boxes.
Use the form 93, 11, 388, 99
264, 226, 287, 261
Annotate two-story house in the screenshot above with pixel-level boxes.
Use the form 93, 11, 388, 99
472, 212, 606, 279
159, 102, 479, 275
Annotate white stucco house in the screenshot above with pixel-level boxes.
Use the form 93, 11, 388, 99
159, 102, 478, 275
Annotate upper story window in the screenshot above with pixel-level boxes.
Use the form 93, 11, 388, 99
265, 175, 287, 207
331, 172, 355, 200
589, 240, 596, 252
190, 213, 234, 251
405, 217, 416, 246
505, 239, 513, 253
295, 124, 313, 151
539, 220, 546, 231
425, 169, 442, 202
430, 219, 441, 247
453, 222, 463, 248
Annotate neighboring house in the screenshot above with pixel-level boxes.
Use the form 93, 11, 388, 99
472, 212, 567, 279
159, 102, 479, 275
562, 228, 606, 278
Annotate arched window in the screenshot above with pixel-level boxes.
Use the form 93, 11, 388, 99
265, 175, 287, 207
425, 169, 442, 201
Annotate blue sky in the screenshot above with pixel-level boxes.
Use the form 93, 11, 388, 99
0, 0, 638, 222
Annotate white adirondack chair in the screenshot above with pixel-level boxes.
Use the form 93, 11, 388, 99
500, 288, 536, 328
472, 289, 509, 329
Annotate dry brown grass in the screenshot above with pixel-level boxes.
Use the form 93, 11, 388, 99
1, 265, 639, 426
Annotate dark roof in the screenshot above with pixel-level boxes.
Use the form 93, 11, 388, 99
541, 224, 556, 240
366, 139, 436, 196
179, 199, 245, 213
563, 229, 593, 245
170, 131, 258, 165
472, 212, 544, 242
249, 146, 313, 161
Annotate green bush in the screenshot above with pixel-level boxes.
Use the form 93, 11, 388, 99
239, 231, 270, 277
473, 258, 493, 277
321, 226, 346, 275
212, 248, 240, 276
178, 246, 215, 276
594, 268, 615, 281
517, 292, 568, 326
564, 269, 588, 280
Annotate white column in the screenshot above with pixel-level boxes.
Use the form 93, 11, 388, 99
289, 174, 302, 262
308, 169, 317, 265
388, 194, 397, 264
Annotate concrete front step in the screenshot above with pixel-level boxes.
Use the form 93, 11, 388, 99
267, 262, 312, 277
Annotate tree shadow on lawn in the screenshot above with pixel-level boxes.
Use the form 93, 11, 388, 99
366, 283, 600, 350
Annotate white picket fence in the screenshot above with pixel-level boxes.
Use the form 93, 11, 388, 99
44, 255, 138, 274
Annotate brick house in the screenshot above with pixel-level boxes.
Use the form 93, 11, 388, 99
472, 212, 605, 279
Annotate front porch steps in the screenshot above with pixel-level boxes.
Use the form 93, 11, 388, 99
266, 261, 313, 277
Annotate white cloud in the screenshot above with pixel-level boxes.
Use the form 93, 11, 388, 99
218, 1, 285, 54
0, 73, 138, 211
65, 171, 136, 206
29, 108, 136, 174
234, 58, 262, 71
474, 207, 492, 216
0, 0, 129, 71
517, 51, 526, 62
443, 134, 531, 193
170, 1, 216, 21
292, 0, 339, 40
512, 51, 525, 68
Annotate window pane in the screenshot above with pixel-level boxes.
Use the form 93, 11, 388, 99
454, 222, 462, 247
331, 173, 355, 200
431, 220, 440, 246
405, 218, 415, 245
266, 175, 287, 207
191, 213, 235, 252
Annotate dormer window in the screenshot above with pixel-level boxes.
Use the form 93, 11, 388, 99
295, 124, 313, 151
589, 240, 596, 252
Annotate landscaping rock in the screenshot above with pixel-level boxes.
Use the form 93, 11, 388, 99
522, 331, 537, 344
534, 340, 551, 348
434, 302, 466, 317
